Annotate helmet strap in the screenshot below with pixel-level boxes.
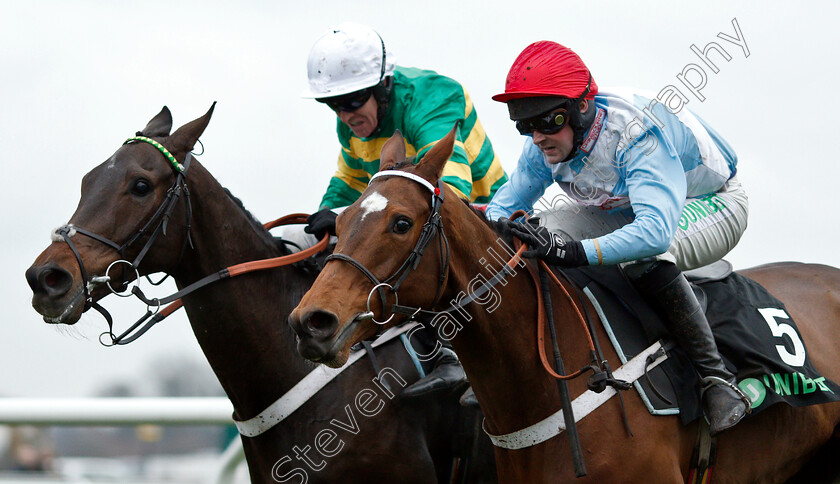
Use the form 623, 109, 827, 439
564, 99, 596, 162
371, 76, 394, 137
563, 73, 595, 162
368, 31, 391, 137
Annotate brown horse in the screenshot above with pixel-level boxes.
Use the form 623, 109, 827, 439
25, 106, 496, 483
289, 127, 840, 483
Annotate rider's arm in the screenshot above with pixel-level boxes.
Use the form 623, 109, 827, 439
405, 76, 483, 201
580, 125, 686, 265
485, 140, 554, 221
318, 148, 370, 210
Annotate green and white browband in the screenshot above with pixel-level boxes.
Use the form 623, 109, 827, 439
123, 136, 185, 173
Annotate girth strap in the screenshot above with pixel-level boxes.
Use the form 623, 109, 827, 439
484, 340, 670, 449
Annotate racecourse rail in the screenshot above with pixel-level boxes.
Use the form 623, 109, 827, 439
0, 397, 244, 484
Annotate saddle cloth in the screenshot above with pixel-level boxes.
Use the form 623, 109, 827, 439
563, 262, 840, 424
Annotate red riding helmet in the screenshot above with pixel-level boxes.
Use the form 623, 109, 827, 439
493, 41, 598, 120
495, 41, 600, 162
494, 41, 598, 102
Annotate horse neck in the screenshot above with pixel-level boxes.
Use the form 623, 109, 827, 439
440, 206, 592, 436
171, 161, 316, 419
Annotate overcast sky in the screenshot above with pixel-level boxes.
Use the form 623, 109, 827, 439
1, 1, 837, 398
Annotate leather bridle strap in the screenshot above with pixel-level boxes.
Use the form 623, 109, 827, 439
131, 215, 329, 307
104, 214, 329, 345
56, 143, 195, 309
324, 171, 448, 324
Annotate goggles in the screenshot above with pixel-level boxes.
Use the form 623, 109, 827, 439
515, 108, 569, 135
317, 88, 373, 113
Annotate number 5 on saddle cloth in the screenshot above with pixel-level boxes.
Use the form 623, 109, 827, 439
562, 261, 840, 424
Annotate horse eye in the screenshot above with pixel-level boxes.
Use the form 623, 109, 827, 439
393, 217, 413, 234
131, 179, 152, 196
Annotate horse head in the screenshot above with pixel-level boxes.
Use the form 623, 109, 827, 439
26, 104, 215, 325
289, 126, 470, 367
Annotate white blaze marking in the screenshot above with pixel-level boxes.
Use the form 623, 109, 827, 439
360, 191, 389, 220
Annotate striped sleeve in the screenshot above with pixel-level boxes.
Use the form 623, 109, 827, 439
406, 77, 477, 201
319, 149, 370, 209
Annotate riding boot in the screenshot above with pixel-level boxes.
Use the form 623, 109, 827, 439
627, 260, 750, 435
402, 346, 468, 399
459, 386, 479, 408
402, 328, 468, 399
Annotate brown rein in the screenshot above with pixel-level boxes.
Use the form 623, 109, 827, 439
505, 211, 598, 382
150, 213, 329, 323
532, 259, 597, 380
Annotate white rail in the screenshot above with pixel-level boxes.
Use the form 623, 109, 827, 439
0, 397, 246, 484
0, 397, 233, 425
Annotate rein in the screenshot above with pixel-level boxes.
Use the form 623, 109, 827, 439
324, 172, 602, 379
323, 170, 635, 472
325, 170, 449, 326
55, 136, 329, 345
99, 214, 328, 346
56, 136, 194, 343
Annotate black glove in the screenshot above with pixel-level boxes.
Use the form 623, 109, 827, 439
305, 208, 338, 239
507, 222, 588, 268
495, 217, 522, 239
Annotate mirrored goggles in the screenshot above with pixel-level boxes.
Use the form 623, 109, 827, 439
515, 109, 569, 136
317, 88, 373, 113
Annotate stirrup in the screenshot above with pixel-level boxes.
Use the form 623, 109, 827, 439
700, 376, 752, 414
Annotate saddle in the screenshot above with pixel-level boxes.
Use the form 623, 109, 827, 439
563, 261, 840, 424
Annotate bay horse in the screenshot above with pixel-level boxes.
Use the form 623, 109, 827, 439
25, 105, 496, 483
289, 127, 840, 483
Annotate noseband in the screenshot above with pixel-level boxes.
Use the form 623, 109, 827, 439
55, 136, 194, 344
325, 171, 450, 325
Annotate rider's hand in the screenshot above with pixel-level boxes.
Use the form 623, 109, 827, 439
506, 221, 588, 268
305, 208, 338, 239
495, 217, 522, 239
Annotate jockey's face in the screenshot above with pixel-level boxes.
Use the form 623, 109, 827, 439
528, 99, 587, 165
531, 121, 575, 165
337, 96, 379, 138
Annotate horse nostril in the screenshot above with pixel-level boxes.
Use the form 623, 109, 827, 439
303, 309, 340, 339
44, 271, 60, 288
26, 264, 74, 297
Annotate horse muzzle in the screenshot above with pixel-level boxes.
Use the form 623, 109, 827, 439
288, 307, 364, 367
26, 262, 85, 324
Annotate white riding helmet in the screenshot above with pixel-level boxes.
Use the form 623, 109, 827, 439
301, 22, 396, 99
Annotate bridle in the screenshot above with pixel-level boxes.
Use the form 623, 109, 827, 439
325, 170, 450, 326
323, 169, 620, 384
320, 169, 635, 470
55, 136, 194, 344
54, 136, 329, 345
324, 170, 527, 330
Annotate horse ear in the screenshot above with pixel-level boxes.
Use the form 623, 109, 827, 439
168, 102, 216, 154
379, 129, 407, 171
139, 106, 173, 137
414, 123, 457, 182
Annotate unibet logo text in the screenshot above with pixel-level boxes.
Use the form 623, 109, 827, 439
739, 373, 834, 409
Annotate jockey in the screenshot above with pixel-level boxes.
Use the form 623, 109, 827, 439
487, 41, 750, 435
294, 22, 509, 400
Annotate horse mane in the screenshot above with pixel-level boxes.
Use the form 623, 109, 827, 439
222, 188, 292, 256
463, 200, 517, 245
